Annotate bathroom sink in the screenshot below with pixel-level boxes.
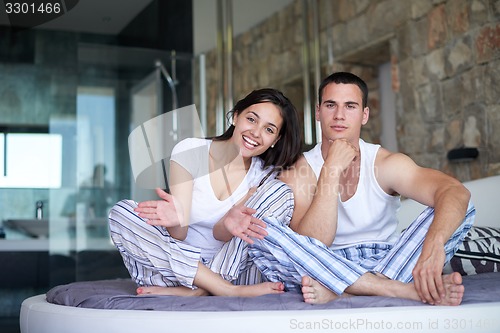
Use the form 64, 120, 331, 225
3, 219, 49, 238
3, 218, 109, 239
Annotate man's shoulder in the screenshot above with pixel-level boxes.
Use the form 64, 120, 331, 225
282, 154, 306, 170
374, 147, 410, 166
373, 147, 418, 192
375, 146, 393, 159
280, 155, 315, 184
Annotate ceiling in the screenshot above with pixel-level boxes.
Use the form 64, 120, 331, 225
0, 0, 293, 54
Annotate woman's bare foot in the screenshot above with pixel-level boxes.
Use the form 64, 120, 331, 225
137, 281, 284, 297
137, 286, 209, 296
228, 281, 285, 297
301, 276, 345, 304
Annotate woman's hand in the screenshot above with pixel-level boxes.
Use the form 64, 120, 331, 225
135, 188, 185, 227
222, 203, 268, 244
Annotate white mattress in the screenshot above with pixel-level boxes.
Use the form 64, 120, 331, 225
20, 294, 500, 333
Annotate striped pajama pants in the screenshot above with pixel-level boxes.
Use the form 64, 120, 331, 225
108, 179, 294, 289
249, 201, 476, 295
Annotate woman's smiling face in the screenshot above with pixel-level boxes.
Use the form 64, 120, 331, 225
231, 102, 283, 158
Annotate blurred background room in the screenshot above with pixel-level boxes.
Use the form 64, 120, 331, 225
0, 0, 498, 332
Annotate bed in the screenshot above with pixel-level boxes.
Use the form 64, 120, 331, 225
20, 175, 500, 333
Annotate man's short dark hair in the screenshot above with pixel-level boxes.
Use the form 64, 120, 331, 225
318, 72, 369, 108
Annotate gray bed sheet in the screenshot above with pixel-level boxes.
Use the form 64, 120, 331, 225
46, 272, 500, 311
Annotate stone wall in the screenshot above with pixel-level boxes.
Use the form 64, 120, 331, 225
201, 0, 500, 181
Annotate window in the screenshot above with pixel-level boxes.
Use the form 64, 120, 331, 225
0, 132, 62, 188
76, 86, 116, 186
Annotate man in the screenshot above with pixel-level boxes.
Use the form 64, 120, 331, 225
249, 72, 475, 306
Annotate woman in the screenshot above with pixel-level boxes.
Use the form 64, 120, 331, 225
109, 88, 301, 297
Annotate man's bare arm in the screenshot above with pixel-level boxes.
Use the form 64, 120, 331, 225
376, 149, 470, 304
376, 149, 470, 240
280, 140, 357, 246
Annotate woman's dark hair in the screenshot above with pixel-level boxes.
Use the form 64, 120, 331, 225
318, 72, 369, 108
211, 88, 302, 171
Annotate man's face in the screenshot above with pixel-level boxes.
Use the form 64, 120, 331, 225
316, 83, 369, 143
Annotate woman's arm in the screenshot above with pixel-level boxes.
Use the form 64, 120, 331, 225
163, 161, 193, 239
134, 160, 193, 241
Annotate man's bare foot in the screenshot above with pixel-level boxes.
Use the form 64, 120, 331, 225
137, 286, 209, 296
394, 272, 464, 306
437, 272, 464, 306
300, 272, 464, 306
347, 271, 465, 306
301, 276, 344, 304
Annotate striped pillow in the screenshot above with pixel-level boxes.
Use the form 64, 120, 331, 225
450, 227, 500, 275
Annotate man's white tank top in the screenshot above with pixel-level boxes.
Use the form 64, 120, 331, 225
303, 139, 400, 249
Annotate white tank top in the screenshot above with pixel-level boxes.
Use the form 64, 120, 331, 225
303, 139, 400, 249
170, 138, 269, 259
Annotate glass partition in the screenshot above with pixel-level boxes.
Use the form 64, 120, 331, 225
46, 44, 194, 284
